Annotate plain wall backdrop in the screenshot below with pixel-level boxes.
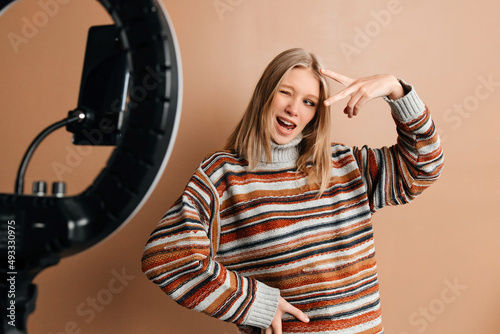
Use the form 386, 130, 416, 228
1, 0, 499, 333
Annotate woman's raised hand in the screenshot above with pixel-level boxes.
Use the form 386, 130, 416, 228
321, 69, 405, 118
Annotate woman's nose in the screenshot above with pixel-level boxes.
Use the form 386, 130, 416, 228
285, 99, 300, 116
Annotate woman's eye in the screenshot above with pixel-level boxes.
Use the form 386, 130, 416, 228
304, 100, 316, 107
280, 90, 291, 95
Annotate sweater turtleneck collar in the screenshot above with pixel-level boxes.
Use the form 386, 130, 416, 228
265, 134, 303, 164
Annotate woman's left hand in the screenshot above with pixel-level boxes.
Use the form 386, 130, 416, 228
321, 69, 405, 118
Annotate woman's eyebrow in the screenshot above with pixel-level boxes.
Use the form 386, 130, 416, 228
304, 93, 319, 102
280, 84, 294, 91
281, 84, 319, 100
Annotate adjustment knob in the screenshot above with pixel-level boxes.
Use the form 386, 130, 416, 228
32, 181, 47, 196
52, 181, 66, 198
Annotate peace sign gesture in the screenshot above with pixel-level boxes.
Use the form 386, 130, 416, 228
321, 69, 405, 118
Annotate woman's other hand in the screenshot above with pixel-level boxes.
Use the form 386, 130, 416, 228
262, 296, 309, 334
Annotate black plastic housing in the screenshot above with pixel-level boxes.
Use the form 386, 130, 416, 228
0, 0, 182, 332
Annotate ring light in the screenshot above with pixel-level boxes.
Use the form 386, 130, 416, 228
0, 0, 182, 332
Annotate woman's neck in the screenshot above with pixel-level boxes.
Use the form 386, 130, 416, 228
267, 134, 302, 164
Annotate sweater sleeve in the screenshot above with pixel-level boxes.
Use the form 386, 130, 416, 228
141, 167, 280, 328
353, 81, 444, 213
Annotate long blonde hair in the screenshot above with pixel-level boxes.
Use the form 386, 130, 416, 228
225, 48, 332, 195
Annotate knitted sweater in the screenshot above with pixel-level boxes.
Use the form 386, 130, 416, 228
142, 84, 444, 334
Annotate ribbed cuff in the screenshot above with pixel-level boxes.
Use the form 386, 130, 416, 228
384, 79, 426, 123
243, 281, 280, 328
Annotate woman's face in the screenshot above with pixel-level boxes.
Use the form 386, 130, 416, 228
270, 67, 319, 145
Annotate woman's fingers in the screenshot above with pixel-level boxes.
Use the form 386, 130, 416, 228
324, 85, 358, 107
263, 327, 274, 334
273, 323, 282, 334
321, 69, 360, 107
267, 317, 282, 334
321, 72, 404, 117
320, 68, 354, 86
344, 89, 371, 118
263, 297, 310, 333
281, 299, 310, 324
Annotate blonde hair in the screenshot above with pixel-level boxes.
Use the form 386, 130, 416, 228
225, 48, 332, 195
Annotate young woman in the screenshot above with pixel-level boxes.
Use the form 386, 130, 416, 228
142, 48, 444, 334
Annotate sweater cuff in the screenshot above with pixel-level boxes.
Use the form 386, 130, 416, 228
383, 79, 426, 123
243, 281, 280, 328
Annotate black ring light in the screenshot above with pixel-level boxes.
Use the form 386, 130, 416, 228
0, 0, 182, 332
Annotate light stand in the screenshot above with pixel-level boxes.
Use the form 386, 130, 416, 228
0, 0, 182, 332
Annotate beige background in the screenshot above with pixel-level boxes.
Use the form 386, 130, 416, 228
1, 0, 499, 333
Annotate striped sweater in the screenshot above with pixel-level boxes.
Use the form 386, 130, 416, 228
142, 84, 444, 333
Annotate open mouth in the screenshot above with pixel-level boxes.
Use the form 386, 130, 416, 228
277, 117, 296, 131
